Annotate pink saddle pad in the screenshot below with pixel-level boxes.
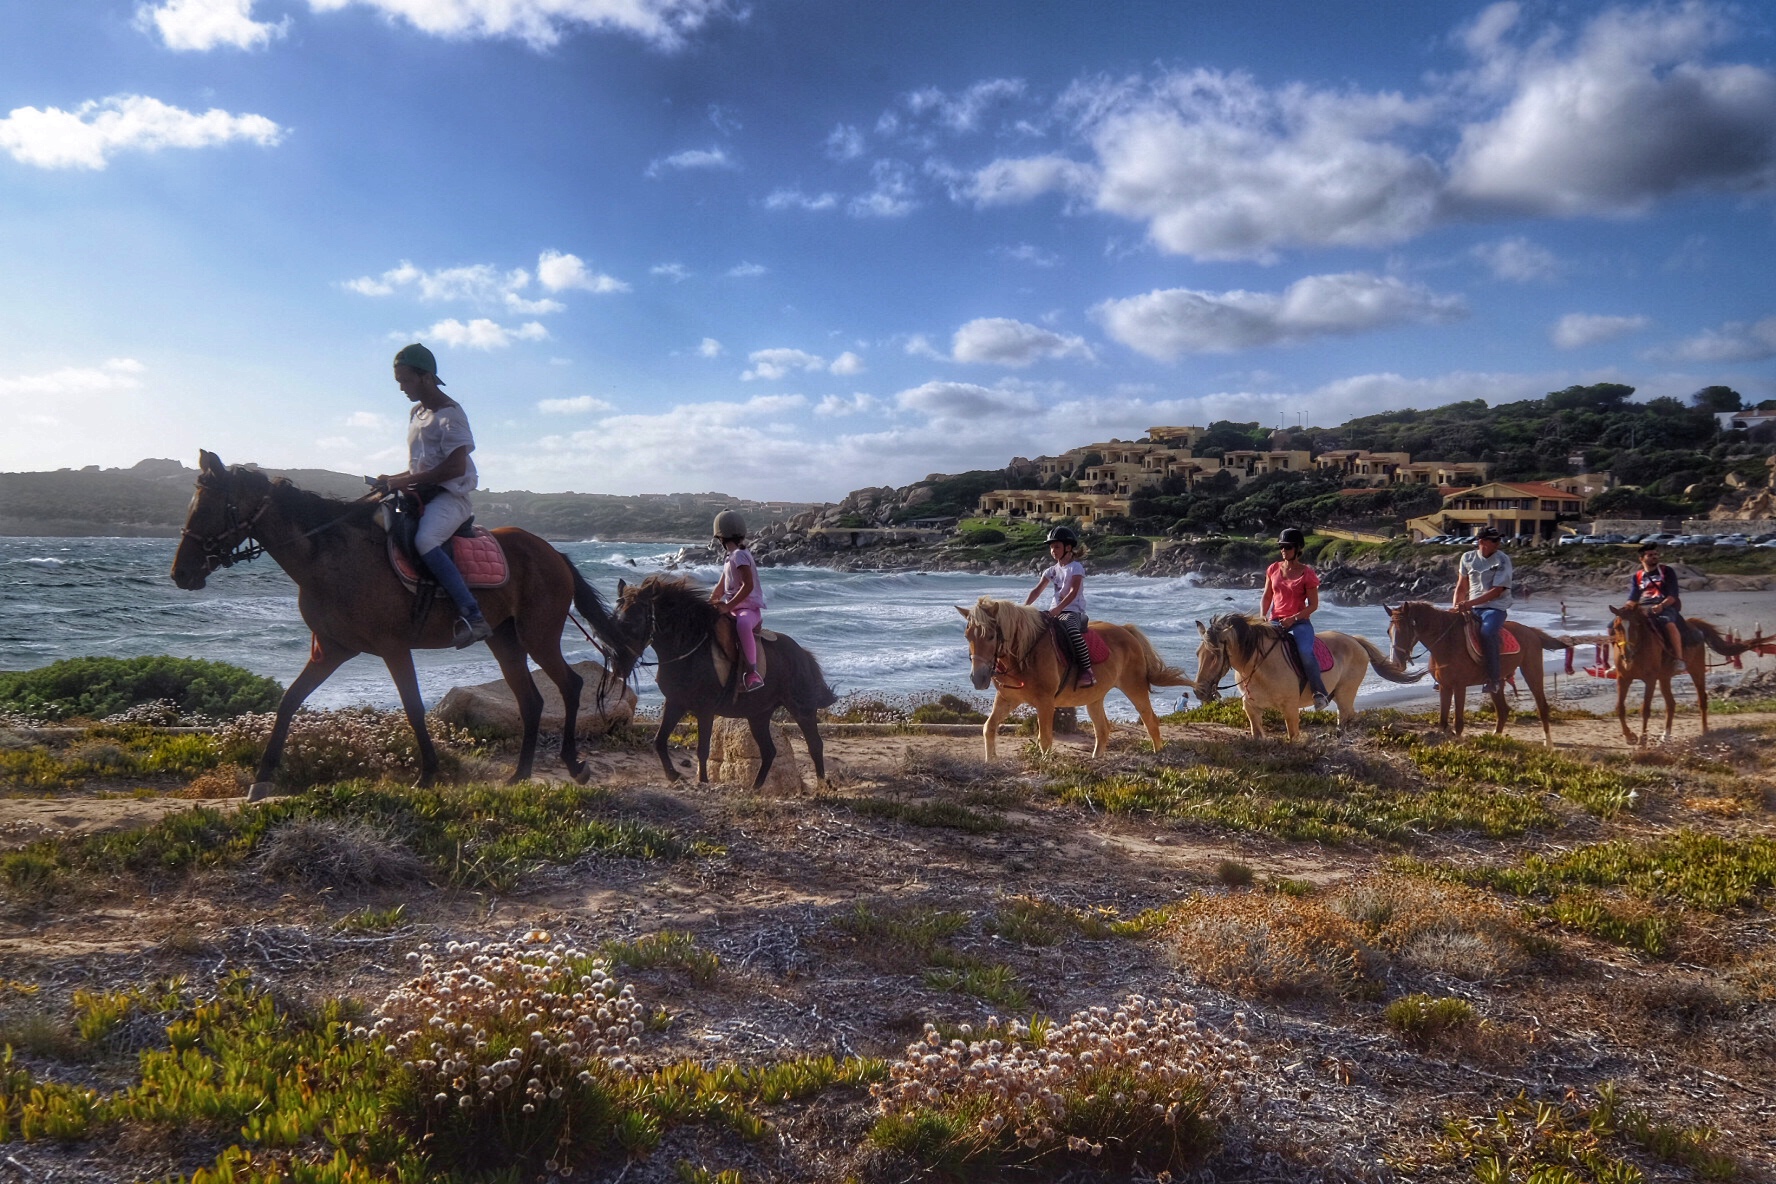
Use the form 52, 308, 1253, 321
1052, 626, 1111, 666
389, 530, 509, 589
1312, 638, 1334, 672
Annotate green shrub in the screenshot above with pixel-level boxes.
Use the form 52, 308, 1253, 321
1383, 994, 1477, 1044
0, 656, 281, 721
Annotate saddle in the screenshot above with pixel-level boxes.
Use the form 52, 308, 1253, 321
1271, 625, 1333, 693
995, 620, 1107, 691
711, 615, 778, 688
377, 491, 509, 595
1463, 617, 1521, 665
1631, 606, 1697, 661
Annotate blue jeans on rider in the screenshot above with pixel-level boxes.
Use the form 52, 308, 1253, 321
1474, 606, 1507, 689
1275, 619, 1330, 699
421, 547, 482, 620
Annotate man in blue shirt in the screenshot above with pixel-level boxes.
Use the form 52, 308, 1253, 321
1626, 541, 1686, 673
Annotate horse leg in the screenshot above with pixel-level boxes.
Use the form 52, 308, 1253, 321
1122, 683, 1165, 752
249, 634, 357, 801
1614, 674, 1636, 745
1692, 651, 1709, 736
747, 712, 778, 790
485, 626, 547, 783
1659, 677, 1676, 744
1638, 680, 1655, 746
1437, 681, 1452, 732
695, 711, 714, 782
793, 710, 826, 783
654, 702, 687, 782
521, 621, 589, 784
983, 693, 1012, 761
1084, 696, 1112, 757
1491, 664, 1511, 737
1033, 695, 1057, 754
1452, 685, 1467, 736
1243, 692, 1264, 739
382, 649, 440, 789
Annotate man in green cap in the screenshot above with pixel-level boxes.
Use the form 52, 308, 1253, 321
377, 343, 492, 647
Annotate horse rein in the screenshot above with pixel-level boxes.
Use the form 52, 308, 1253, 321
181, 480, 271, 572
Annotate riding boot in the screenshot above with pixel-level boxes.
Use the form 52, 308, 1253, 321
1308, 671, 1331, 711
421, 547, 492, 647
1067, 622, 1095, 688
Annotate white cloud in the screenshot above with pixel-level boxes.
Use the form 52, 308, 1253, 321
1094, 272, 1465, 360
536, 249, 628, 293
1448, 4, 1776, 215
763, 187, 838, 211
997, 242, 1060, 267
1661, 315, 1776, 363
344, 410, 390, 429
1551, 312, 1650, 349
849, 160, 917, 218
651, 262, 690, 281
966, 155, 1097, 206
825, 123, 865, 160
645, 146, 734, 177
537, 394, 615, 413
697, 337, 723, 358
1470, 236, 1560, 282
0, 358, 144, 397
421, 318, 550, 349
903, 334, 945, 360
951, 318, 1094, 367
742, 348, 825, 381
828, 351, 865, 376
0, 94, 282, 170
815, 393, 877, 417
894, 381, 1040, 420
903, 78, 1026, 133
304, 0, 726, 50
343, 259, 569, 313
727, 262, 767, 278
137, 0, 288, 50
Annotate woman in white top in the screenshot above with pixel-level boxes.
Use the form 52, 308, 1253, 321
1024, 525, 1094, 688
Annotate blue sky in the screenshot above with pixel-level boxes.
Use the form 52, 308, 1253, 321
1, 0, 1774, 500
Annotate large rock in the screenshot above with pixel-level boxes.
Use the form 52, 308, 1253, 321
711, 718, 807, 792
434, 660, 635, 739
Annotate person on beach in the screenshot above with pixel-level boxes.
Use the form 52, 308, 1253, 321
710, 510, 766, 692
1628, 541, 1686, 673
1025, 525, 1094, 688
1261, 527, 1331, 710
376, 343, 491, 648
1452, 525, 1512, 694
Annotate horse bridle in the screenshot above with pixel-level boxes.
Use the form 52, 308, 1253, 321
181, 478, 270, 572
1390, 605, 1460, 665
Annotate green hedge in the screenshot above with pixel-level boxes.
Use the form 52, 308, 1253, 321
0, 656, 283, 722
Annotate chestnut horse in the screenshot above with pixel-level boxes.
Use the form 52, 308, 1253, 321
1191, 613, 1422, 740
172, 451, 620, 799
1384, 601, 1574, 747
1608, 608, 1772, 746
956, 597, 1188, 761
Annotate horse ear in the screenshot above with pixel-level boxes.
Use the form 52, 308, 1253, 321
198, 450, 225, 476
1382, 602, 1396, 614
955, 605, 970, 619
1194, 619, 1206, 636
617, 578, 627, 596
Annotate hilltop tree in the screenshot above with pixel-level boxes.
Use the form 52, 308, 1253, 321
1691, 385, 1744, 413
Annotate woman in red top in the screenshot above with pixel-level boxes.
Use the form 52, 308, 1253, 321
1261, 527, 1331, 710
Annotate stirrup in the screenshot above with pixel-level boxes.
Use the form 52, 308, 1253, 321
1077, 673, 1096, 689
741, 671, 764, 693
453, 615, 492, 648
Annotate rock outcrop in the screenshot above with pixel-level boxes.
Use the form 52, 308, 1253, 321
433, 660, 635, 739
710, 718, 807, 791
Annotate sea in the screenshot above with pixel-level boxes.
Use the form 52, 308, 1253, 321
0, 537, 1577, 717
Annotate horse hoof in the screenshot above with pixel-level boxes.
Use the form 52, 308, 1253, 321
570, 763, 592, 785
246, 781, 278, 803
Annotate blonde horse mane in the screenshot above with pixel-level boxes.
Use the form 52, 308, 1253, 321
969, 596, 1050, 659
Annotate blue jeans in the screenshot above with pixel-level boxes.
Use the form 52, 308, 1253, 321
1474, 607, 1507, 686
1274, 619, 1330, 698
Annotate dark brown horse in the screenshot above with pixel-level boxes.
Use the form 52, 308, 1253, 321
1608, 608, 1772, 746
1384, 601, 1574, 747
600, 575, 835, 789
172, 451, 619, 799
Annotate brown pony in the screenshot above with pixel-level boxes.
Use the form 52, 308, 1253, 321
172, 451, 620, 799
1384, 601, 1574, 747
1191, 613, 1422, 740
1608, 608, 1772, 746
956, 597, 1188, 761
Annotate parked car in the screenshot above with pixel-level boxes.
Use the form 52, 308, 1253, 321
1640, 533, 1676, 545
1750, 532, 1776, 544
1557, 534, 1587, 546
1756, 539, 1776, 549
1666, 535, 1697, 546
1715, 534, 1751, 547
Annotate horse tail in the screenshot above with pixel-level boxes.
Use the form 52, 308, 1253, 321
1125, 624, 1189, 687
780, 639, 839, 714
1351, 635, 1425, 684
560, 552, 622, 647
1690, 617, 1775, 658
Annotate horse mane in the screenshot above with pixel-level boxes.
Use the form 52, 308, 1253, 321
1207, 612, 1269, 658
629, 573, 721, 633
242, 467, 378, 534
970, 597, 1048, 658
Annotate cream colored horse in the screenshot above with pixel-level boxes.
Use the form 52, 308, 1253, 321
957, 597, 1188, 760
1192, 613, 1422, 740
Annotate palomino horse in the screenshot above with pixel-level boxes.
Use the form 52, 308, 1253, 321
1192, 614, 1422, 740
956, 597, 1188, 761
599, 575, 836, 789
1608, 607, 1772, 746
1384, 601, 1574, 747
172, 451, 620, 798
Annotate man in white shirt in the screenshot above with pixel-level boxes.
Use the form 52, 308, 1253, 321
1451, 526, 1513, 693
377, 343, 493, 647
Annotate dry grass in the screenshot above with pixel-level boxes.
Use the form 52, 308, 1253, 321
1171, 892, 1387, 1000
256, 818, 429, 889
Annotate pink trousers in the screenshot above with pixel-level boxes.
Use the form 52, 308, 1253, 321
732, 607, 762, 666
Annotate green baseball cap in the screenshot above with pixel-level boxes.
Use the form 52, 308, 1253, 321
394, 343, 443, 381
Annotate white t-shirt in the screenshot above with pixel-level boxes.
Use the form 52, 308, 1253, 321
1458, 548, 1513, 610
719, 547, 766, 611
1042, 560, 1087, 614
408, 401, 477, 497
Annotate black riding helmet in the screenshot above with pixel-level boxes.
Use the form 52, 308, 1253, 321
1277, 527, 1306, 550
1046, 525, 1079, 547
